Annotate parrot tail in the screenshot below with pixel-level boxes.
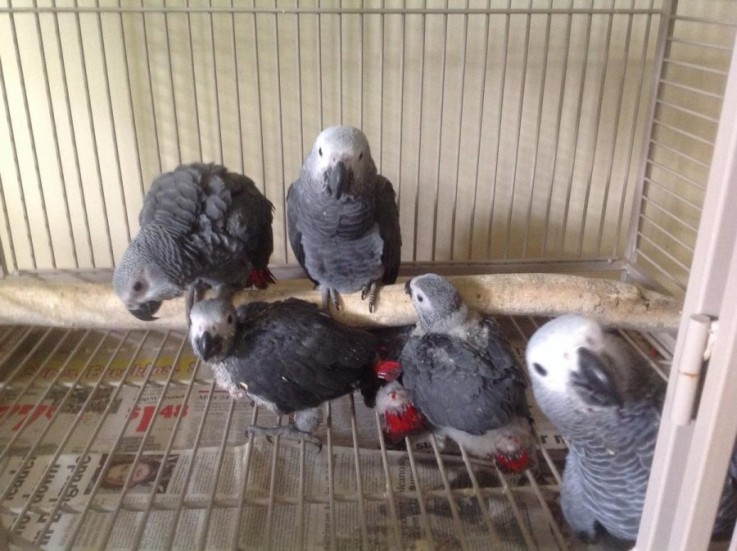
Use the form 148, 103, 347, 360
247, 268, 277, 289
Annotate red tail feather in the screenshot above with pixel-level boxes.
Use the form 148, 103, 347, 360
374, 359, 402, 382
494, 449, 530, 473
248, 268, 276, 289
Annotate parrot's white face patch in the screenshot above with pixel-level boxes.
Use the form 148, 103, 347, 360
312, 126, 371, 176
526, 314, 606, 396
188, 299, 237, 352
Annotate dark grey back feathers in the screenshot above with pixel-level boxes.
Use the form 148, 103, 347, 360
400, 323, 528, 436
141, 163, 274, 284
223, 299, 379, 414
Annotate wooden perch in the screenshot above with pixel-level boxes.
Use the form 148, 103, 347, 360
0, 273, 682, 332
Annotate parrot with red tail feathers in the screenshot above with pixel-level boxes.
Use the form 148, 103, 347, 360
400, 274, 533, 474
113, 163, 274, 322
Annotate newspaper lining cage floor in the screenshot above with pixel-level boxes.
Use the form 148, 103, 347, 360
0, 317, 673, 550
2, 0, 737, 550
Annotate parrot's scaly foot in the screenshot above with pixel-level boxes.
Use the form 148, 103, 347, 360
320, 287, 341, 311
246, 424, 323, 452
361, 282, 378, 313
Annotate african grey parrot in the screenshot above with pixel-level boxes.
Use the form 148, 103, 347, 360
526, 314, 737, 543
113, 163, 274, 321
287, 126, 401, 312
188, 297, 384, 447
399, 274, 533, 473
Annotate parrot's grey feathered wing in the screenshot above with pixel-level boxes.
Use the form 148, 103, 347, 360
140, 163, 274, 272
226, 299, 377, 413
376, 176, 401, 284
401, 333, 527, 435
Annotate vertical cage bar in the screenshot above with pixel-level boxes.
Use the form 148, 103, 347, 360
31, 0, 79, 267
612, 3, 657, 258
325, 402, 337, 551
231, 0, 245, 173
198, 398, 237, 550
94, 0, 132, 243
140, 0, 163, 172
72, 0, 116, 265
596, 0, 639, 254
0, 172, 18, 273
54, 3, 97, 262
428, 435, 468, 549
230, 406, 260, 551
252, 0, 266, 193
209, 0, 224, 164
163, 0, 183, 165
576, 3, 615, 257
411, 1, 427, 261
7, 10, 51, 269
625, 0, 676, 268
348, 394, 369, 548
521, 0, 554, 257
186, 0, 204, 161
553, 0, 594, 258
273, 1, 288, 262
373, 410, 402, 548
430, 1, 450, 263
448, 1, 469, 261
394, 2, 405, 212
117, 0, 146, 200
503, 0, 533, 260
486, 0, 511, 258
295, 1, 305, 159
539, 0, 574, 257
467, 0, 491, 259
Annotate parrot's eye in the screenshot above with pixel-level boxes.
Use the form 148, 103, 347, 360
417, 295, 424, 303
359, 152, 363, 161
533, 363, 548, 377
318, 147, 323, 157
133, 281, 143, 292
227, 314, 233, 324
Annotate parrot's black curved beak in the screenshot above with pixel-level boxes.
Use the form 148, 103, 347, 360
194, 331, 223, 362
128, 300, 162, 321
328, 160, 348, 199
572, 347, 623, 407
404, 279, 413, 297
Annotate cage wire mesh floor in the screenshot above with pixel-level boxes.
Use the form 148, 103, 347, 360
0, 316, 672, 550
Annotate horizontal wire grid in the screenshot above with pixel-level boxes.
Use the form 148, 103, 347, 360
0, 317, 674, 549
0, 0, 660, 274
630, 2, 737, 297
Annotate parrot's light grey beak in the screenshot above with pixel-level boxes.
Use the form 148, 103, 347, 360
194, 331, 223, 362
128, 300, 162, 321
328, 160, 348, 199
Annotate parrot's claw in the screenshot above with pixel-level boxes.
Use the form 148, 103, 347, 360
246, 424, 323, 452
321, 287, 341, 311
362, 282, 378, 313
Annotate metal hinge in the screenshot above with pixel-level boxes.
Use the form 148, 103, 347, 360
671, 314, 717, 426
